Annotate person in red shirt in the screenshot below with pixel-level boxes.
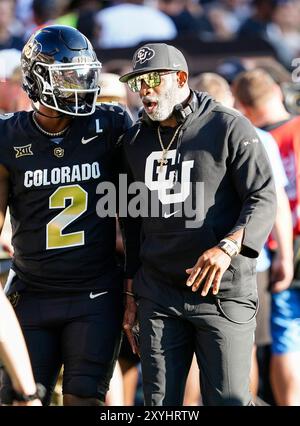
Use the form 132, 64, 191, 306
233, 68, 300, 406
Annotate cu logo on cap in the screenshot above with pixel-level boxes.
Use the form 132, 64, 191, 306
134, 47, 155, 66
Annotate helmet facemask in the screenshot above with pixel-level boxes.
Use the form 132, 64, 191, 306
32, 61, 102, 116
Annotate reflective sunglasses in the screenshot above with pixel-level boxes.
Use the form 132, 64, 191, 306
127, 71, 177, 92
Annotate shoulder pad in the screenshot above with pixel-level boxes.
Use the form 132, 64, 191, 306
95, 103, 127, 116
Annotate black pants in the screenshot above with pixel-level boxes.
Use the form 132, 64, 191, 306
137, 283, 257, 406
1, 283, 123, 405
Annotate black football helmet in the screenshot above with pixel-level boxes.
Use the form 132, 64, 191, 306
21, 25, 101, 116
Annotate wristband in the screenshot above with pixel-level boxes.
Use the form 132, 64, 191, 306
11, 383, 46, 402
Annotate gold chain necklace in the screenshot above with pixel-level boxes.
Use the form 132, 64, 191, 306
32, 112, 69, 137
157, 124, 182, 172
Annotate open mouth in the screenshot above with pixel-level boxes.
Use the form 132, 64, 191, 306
143, 100, 157, 114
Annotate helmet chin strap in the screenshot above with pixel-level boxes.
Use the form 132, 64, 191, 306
32, 101, 69, 119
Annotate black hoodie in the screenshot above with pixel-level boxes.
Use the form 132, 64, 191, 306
121, 91, 276, 299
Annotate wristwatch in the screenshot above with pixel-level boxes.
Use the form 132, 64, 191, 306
217, 238, 240, 258
11, 383, 46, 402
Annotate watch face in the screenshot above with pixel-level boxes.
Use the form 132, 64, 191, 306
218, 240, 237, 257
223, 244, 232, 255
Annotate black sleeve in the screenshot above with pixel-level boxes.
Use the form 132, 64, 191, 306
0, 116, 14, 169
227, 116, 277, 257
112, 105, 133, 144
117, 130, 142, 279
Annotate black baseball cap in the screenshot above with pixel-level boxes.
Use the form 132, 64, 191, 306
119, 43, 188, 83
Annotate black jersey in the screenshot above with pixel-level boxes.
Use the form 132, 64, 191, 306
0, 105, 132, 292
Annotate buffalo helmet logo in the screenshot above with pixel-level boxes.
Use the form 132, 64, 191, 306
134, 47, 155, 66
23, 37, 42, 60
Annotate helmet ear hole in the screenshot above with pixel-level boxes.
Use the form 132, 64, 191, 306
24, 75, 39, 101
26, 75, 35, 86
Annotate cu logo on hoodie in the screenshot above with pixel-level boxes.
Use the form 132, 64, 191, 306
134, 47, 155, 66
145, 149, 194, 205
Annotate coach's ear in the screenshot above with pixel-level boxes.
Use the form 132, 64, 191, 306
177, 71, 188, 88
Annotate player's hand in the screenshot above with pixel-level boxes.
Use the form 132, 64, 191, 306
123, 295, 140, 356
270, 253, 293, 293
186, 246, 231, 296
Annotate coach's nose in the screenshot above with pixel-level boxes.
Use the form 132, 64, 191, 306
139, 80, 153, 97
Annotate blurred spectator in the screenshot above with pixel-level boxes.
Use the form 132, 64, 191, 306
23, 0, 59, 40
271, 0, 300, 58
0, 0, 24, 51
249, 126, 292, 405
15, 0, 34, 26
54, 0, 80, 27
0, 49, 31, 112
238, 0, 278, 36
233, 68, 300, 405
190, 71, 235, 107
219, 0, 251, 22
238, 0, 295, 70
216, 57, 247, 84
32, 0, 58, 27
250, 57, 291, 84
76, 10, 99, 45
95, 0, 177, 48
157, 0, 213, 38
98, 72, 128, 105
204, 1, 242, 40
55, 0, 102, 43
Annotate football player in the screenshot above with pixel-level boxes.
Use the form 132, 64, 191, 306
0, 25, 132, 406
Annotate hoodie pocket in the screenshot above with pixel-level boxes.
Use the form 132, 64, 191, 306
140, 225, 219, 286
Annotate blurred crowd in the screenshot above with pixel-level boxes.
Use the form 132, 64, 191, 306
2, 1, 300, 60
1, 0, 300, 407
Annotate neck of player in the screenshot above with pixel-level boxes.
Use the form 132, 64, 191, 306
33, 105, 72, 135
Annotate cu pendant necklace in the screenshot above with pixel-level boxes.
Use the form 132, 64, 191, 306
157, 124, 182, 172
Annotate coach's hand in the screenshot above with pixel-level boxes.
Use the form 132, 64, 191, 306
186, 246, 231, 296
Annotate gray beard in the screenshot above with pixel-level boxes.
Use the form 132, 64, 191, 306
147, 88, 181, 122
